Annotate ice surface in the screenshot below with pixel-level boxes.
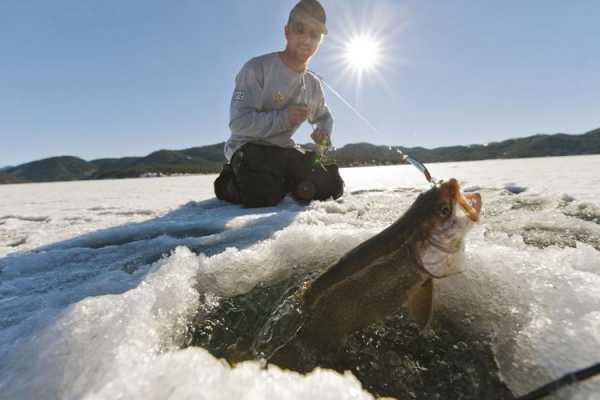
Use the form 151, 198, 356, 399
1, 155, 600, 399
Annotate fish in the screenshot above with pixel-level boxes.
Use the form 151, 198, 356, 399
253, 178, 482, 363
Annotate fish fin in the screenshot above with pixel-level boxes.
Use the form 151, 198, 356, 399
408, 278, 434, 333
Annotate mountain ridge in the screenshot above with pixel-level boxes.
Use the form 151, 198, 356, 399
2, 127, 599, 184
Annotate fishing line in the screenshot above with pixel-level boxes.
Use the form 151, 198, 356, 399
308, 70, 437, 184
317, 76, 381, 137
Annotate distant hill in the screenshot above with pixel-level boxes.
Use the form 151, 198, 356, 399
2, 127, 599, 184
3, 145, 226, 183
6, 156, 96, 183
401, 127, 600, 163
91, 144, 224, 179
320, 127, 600, 166
0, 173, 21, 184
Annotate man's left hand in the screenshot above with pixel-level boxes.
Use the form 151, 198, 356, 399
311, 129, 331, 147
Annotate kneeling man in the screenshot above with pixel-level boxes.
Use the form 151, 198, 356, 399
214, 0, 344, 208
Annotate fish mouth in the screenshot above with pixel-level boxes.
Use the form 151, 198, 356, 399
460, 192, 482, 222
444, 179, 482, 222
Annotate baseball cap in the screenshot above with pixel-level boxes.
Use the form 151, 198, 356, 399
289, 0, 328, 35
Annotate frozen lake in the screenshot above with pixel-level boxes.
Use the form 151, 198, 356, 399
1, 155, 599, 399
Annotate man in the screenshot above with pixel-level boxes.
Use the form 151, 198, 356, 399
214, 0, 344, 208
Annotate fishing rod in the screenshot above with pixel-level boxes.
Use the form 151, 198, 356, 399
306, 70, 437, 185
306, 72, 600, 399
302, 74, 600, 399
516, 362, 600, 400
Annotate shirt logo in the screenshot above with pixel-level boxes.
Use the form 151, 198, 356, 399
273, 91, 285, 105
233, 90, 246, 102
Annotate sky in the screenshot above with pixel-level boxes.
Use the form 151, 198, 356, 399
1, 0, 599, 166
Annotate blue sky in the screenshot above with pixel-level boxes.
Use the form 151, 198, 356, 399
1, 0, 599, 166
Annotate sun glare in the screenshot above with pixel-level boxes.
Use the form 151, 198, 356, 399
326, 5, 401, 97
344, 35, 381, 72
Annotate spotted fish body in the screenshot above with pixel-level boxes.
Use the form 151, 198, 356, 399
254, 179, 482, 361
303, 179, 481, 343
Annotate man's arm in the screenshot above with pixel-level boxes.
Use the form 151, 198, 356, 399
229, 62, 292, 138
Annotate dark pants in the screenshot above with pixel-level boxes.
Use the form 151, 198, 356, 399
214, 143, 344, 208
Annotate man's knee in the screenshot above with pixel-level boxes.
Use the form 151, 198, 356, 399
289, 150, 344, 202
312, 164, 344, 201
214, 164, 241, 204
231, 144, 287, 208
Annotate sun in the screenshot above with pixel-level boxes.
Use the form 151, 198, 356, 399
324, 7, 401, 96
344, 35, 381, 72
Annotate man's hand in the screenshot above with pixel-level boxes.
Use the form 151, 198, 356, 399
311, 129, 331, 146
288, 105, 308, 125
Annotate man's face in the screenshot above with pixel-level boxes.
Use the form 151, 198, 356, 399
285, 17, 324, 63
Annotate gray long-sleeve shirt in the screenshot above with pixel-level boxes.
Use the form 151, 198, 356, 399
225, 52, 334, 162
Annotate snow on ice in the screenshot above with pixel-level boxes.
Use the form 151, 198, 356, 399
1, 155, 600, 399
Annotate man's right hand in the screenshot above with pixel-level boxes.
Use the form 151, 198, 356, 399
288, 105, 308, 125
